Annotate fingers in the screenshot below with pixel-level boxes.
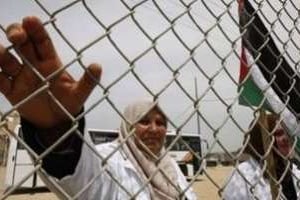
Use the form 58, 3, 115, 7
74, 63, 102, 105
0, 44, 22, 77
6, 23, 38, 64
6, 16, 59, 69
22, 16, 58, 61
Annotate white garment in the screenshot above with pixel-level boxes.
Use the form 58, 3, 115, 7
54, 133, 197, 200
222, 158, 300, 200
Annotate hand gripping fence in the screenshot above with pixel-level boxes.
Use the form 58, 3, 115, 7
0, 0, 300, 199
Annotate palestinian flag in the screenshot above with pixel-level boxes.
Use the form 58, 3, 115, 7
238, 0, 300, 138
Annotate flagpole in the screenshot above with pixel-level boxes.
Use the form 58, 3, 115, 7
194, 78, 201, 140
194, 77, 202, 174
259, 110, 278, 200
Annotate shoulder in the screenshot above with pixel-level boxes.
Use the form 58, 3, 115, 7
237, 159, 257, 172
94, 141, 135, 169
239, 158, 256, 167
95, 141, 123, 158
227, 159, 259, 186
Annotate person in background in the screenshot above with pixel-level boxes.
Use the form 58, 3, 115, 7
0, 16, 197, 199
222, 114, 300, 200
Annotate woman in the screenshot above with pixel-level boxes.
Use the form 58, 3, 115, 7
0, 16, 196, 199
21, 100, 197, 200
222, 115, 300, 200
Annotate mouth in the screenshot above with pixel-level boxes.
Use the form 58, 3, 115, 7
144, 136, 162, 141
139, 138, 162, 150
278, 143, 289, 149
141, 139, 159, 145
134, 136, 164, 154
278, 145, 290, 154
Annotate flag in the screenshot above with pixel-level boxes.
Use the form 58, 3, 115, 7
238, 46, 270, 110
238, 0, 300, 138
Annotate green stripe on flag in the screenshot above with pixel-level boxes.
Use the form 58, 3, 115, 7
239, 76, 271, 110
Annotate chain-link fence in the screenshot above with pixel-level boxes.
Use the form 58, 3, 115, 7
0, 0, 299, 199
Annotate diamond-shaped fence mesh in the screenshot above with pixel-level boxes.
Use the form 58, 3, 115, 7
0, 0, 299, 199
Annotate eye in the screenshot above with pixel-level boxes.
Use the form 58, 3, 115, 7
139, 118, 150, 125
156, 119, 166, 127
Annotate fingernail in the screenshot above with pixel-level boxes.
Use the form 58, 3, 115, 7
6, 24, 26, 44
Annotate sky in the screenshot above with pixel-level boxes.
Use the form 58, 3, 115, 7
0, 0, 280, 154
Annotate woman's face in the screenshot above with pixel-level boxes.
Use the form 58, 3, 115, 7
134, 108, 167, 155
274, 127, 291, 157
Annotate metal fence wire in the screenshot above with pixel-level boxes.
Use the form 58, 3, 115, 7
0, 0, 300, 199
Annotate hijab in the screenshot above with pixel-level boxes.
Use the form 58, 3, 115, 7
118, 99, 180, 199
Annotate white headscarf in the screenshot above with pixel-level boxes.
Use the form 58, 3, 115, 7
119, 99, 180, 200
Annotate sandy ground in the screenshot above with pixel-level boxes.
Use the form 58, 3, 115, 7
0, 166, 233, 200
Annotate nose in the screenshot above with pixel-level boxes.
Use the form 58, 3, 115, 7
281, 135, 288, 142
149, 121, 158, 132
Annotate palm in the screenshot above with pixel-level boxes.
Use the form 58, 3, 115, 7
9, 62, 77, 128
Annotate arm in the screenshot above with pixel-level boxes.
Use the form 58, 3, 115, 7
0, 16, 101, 175
21, 115, 85, 179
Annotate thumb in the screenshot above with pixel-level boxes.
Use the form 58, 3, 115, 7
74, 63, 102, 104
